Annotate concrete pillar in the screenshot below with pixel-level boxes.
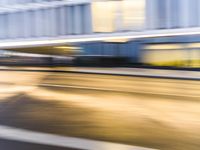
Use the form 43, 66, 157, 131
30, 10, 36, 37
35, 9, 43, 37
23, 11, 29, 38
43, 9, 50, 36
82, 4, 92, 34
73, 5, 82, 34
198, 0, 200, 26
166, 0, 172, 28
157, 0, 168, 29
60, 6, 67, 35
0, 14, 8, 39
145, 0, 158, 30
56, 6, 63, 35
0, 14, 4, 39
45, 8, 56, 37
180, 0, 190, 28
16, 12, 24, 38
49, 7, 57, 36
66, 6, 73, 35
188, 0, 198, 27
8, 13, 16, 38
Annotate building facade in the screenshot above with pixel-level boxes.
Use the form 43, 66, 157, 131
146, 0, 200, 29
1, 0, 200, 40
0, 0, 92, 39
0, 0, 146, 41
0, 0, 200, 68
92, 0, 145, 32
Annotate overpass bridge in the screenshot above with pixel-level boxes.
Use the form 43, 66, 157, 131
1, 27, 200, 56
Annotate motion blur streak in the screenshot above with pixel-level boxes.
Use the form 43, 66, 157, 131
0, 0, 200, 150
0, 125, 154, 150
0, 69, 200, 150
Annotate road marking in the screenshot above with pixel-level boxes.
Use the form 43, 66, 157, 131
0, 67, 200, 81
40, 83, 200, 99
0, 125, 156, 150
72, 69, 200, 80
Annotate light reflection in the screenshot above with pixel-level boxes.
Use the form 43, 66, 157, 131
92, 0, 145, 32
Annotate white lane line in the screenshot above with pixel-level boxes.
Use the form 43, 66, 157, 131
0, 67, 200, 80
40, 83, 200, 99
70, 69, 200, 80
0, 125, 156, 150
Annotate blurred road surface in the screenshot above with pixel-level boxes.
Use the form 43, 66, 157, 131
0, 139, 77, 150
0, 69, 200, 150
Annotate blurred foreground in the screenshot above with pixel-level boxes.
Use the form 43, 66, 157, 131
0, 68, 200, 150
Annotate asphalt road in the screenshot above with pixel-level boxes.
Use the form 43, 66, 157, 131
0, 70, 200, 150
0, 139, 78, 150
